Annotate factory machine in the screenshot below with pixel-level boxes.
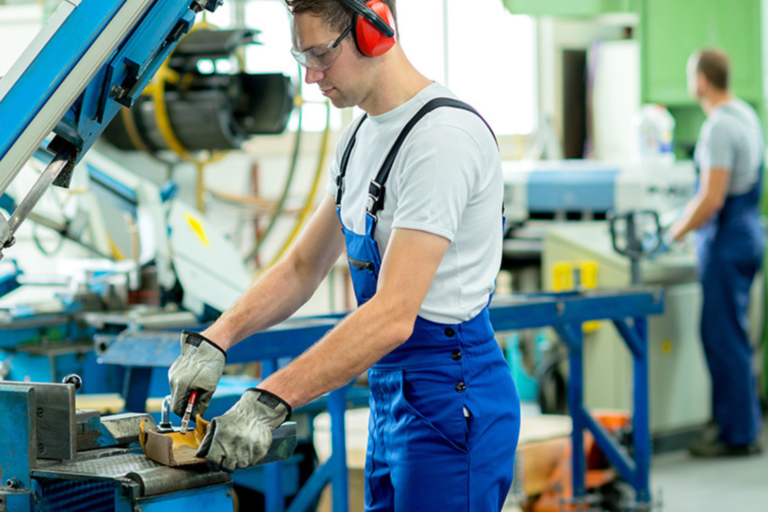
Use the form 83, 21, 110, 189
0, 147, 253, 391
0, 0, 291, 389
0, 0, 294, 387
0, 0, 301, 509
502, 159, 696, 263
501, 159, 762, 447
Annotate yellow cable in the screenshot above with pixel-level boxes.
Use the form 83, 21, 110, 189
120, 106, 151, 153
138, 21, 228, 212
260, 102, 331, 274
147, 67, 189, 158
107, 236, 127, 261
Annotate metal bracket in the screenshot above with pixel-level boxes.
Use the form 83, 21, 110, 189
1, 381, 77, 460
0, 214, 11, 253
0, 141, 77, 261
193, 0, 223, 13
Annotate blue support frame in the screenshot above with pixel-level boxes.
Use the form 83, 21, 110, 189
0, 0, 214, 162
0, 384, 36, 491
99, 289, 663, 511
0, 0, 126, 161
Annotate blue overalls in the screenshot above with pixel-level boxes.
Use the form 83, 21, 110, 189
335, 98, 521, 511
696, 107, 765, 447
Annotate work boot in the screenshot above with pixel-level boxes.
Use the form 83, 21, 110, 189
688, 437, 762, 458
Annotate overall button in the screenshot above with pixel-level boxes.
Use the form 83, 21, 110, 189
451, 350, 462, 361
455, 382, 466, 393
445, 327, 456, 337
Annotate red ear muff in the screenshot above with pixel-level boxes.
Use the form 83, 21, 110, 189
354, 0, 395, 57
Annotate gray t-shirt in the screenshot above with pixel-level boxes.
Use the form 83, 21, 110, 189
694, 98, 764, 195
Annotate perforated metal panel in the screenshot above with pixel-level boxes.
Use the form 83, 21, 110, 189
36, 452, 160, 479
37, 479, 114, 512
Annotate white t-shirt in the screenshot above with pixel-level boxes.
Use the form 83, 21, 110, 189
326, 83, 503, 324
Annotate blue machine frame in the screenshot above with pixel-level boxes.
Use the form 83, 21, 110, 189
0, 0, 223, 261
97, 288, 663, 511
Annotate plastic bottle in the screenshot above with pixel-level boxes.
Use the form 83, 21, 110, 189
632, 104, 676, 165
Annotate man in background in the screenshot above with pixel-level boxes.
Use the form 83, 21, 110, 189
670, 48, 764, 457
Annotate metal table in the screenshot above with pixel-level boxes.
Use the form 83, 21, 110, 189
98, 287, 664, 511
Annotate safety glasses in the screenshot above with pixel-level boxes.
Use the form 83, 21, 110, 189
291, 25, 353, 72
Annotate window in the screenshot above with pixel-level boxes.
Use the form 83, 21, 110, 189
202, 0, 536, 135
443, 0, 536, 135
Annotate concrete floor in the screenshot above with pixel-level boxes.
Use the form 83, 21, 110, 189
651, 423, 768, 512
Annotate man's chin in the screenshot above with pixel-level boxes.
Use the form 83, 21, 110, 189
329, 96, 354, 109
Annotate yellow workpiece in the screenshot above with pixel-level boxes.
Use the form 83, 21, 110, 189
139, 415, 209, 466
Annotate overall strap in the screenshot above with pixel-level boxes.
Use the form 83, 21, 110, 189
367, 97, 496, 217
336, 114, 369, 206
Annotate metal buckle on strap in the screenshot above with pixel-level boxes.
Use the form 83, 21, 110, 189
366, 180, 384, 213
335, 174, 344, 205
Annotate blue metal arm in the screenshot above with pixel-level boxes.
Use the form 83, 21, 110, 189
0, 0, 222, 259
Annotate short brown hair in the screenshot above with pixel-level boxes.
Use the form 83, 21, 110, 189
693, 48, 730, 91
284, 0, 397, 34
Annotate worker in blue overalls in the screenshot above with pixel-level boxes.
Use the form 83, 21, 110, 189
669, 48, 764, 457
167, 0, 521, 509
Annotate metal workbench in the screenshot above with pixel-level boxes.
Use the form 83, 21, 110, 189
97, 287, 664, 511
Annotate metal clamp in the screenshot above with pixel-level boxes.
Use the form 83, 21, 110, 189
0, 213, 12, 253
0, 141, 77, 262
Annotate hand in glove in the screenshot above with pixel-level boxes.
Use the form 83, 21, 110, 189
169, 330, 227, 418
196, 388, 292, 472
647, 229, 677, 260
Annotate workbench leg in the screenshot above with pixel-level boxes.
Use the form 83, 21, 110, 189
632, 317, 651, 506
261, 360, 285, 512
566, 328, 586, 503
264, 463, 284, 512
329, 387, 349, 512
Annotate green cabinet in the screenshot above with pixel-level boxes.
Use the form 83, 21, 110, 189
501, 0, 636, 18
640, 0, 763, 106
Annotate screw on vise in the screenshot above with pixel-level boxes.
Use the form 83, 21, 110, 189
5, 478, 20, 489
62, 374, 83, 392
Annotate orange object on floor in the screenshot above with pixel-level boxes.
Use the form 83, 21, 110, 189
531, 411, 630, 512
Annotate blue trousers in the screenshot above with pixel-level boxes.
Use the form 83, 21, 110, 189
699, 250, 763, 446
364, 310, 521, 511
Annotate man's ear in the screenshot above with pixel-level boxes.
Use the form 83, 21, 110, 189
697, 73, 709, 95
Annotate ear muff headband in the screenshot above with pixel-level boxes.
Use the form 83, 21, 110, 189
336, 0, 394, 37
336, 0, 395, 57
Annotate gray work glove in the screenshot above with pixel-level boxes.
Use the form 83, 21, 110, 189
196, 388, 291, 472
168, 330, 227, 418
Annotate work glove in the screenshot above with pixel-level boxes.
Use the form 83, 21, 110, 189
647, 229, 676, 260
196, 388, 292, 473
168, 330, 227, 418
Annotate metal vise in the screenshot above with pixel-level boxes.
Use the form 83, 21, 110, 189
0, 379, 297, 511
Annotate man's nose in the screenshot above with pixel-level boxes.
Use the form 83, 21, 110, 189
305, 67, 324, 84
